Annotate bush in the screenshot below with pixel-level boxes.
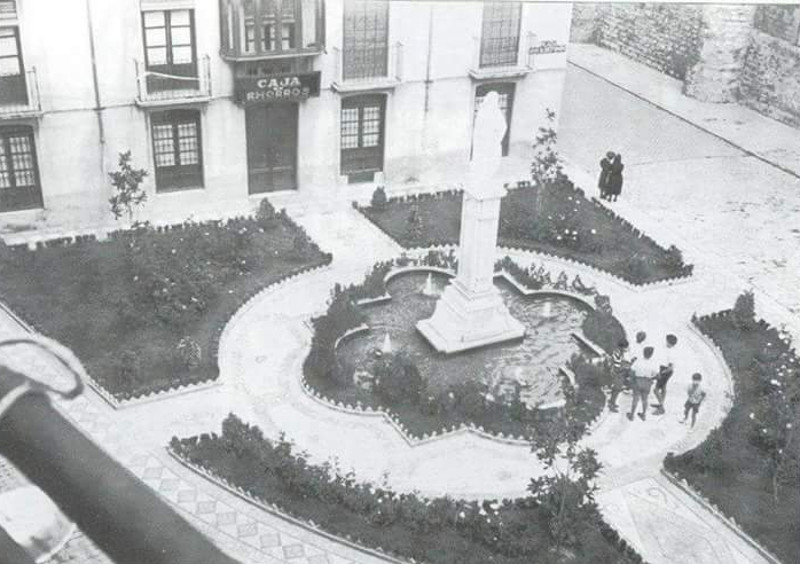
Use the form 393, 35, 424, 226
371, 186, 388, 210
405, 206, 423, 241
256, 198, 279, 227
373, 352, 426, 406
175, 336, 202, 370
733, 290, 756, 330
663, 245, 685, 271
116, 350, 142, 391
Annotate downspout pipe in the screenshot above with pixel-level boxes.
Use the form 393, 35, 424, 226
85, 0, 106, 175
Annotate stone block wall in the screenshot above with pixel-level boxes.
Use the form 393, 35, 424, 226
595, 4, 704, 80
753, 5, 800, 43
740, 30, 800, 128
570, 4, 601, 43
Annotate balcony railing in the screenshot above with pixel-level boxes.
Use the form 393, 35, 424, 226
469, 32, 536, 80
331, 42, 403, 93
135, 56, 212, 107
0, 1, 17, 22
0, 68, 42, 119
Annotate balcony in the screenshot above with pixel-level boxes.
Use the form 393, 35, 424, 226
0, 1, 17, 23
330, 42, 403, 93
469, 32, 536, 81
219, 0, 325, 62
135, 56, 211, 108
0, 68, 42, 119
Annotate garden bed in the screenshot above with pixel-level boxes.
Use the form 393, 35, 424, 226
171, 414, 644, 564
0, 203, 331, 401
303, 254, 620, 442
664, 298, 799, 563
358, 179, 692, 285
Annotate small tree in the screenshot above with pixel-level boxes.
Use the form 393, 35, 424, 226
109, 151, 148, 223
733, 289, 756, 330
528, 386, 602, 551
530, 108, 564, 189
371, 186, 388, 210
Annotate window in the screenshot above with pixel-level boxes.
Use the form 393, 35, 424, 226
0, 126, 42, 212
480, 2, 522, 68
343, 0, 388, 80
473, 83, 514, 157
221, 0, 323, 59
151, 110, 203, 191
0, 26, 26, 105
142, 10, 197, 91
340, 94, 386, 178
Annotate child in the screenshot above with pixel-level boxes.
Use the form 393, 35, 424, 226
606, 338, 632, 412
653, 334, 678, 415
681, 373, 706, 428
628, 346, 658, 421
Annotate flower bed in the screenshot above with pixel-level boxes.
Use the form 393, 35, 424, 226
0, 202, 331, 401
664, 298, 799, 563
358, 179, 693, 285
303, 254, 620, 442
170, 414, 644, 564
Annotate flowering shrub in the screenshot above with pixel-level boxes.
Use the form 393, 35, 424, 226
175, 336, 202, 370
171, 414, 643, 564
370, 186, 388, 210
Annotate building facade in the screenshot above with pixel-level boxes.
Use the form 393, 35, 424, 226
0, 0, 572, 230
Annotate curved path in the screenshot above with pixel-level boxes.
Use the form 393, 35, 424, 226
0, 203, 771, 564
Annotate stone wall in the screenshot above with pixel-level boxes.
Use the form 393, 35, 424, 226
683, 5, 756, 103
740, 30, 800, 128
595, 4, 704, 80
569, 4, 601, 43
753, 5, 800, 43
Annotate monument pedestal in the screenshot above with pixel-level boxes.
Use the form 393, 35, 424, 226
416, 187, 525, 354
416, 279, 525, 354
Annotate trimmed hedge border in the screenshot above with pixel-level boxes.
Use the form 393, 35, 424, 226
354, 182, 695, 290
300, 256, 612, 447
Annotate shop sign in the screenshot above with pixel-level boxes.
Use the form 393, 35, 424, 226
236, 72, 321, 105
530, 40, 567, 55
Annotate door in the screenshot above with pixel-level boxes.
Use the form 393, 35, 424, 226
340, 94, 386, 182
0, 126, 42, 212
473, 82, 515, 158
246, 103, 298, 193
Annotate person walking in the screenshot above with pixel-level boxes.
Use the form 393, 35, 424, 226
598, 151, 614, 200
653, 334, 678, 415
606, 338, 632, 412
607, 153, 624, 202
681, 373, 707, 428
628, 346, 658, 421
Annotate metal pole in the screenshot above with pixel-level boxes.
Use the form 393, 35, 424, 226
0, 368, 239, 564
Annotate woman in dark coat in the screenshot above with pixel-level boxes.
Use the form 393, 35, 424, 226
607, 153, 624, 201
598, 151, 614, 200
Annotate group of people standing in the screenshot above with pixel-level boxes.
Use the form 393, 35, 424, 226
598, 151, 624, 201
605, 331, 707, 427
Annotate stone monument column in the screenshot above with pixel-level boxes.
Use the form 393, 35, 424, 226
417, 92, 525, 354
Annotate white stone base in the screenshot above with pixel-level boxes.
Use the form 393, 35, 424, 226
416, 280, 525, 354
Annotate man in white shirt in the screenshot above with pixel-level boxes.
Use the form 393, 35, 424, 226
628, 346, 659, 421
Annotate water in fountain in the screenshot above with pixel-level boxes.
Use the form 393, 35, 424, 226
381, 333, 393, 355
542, 301, 552, 318
339, 272, 588, 408
421, 273, 437, 297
